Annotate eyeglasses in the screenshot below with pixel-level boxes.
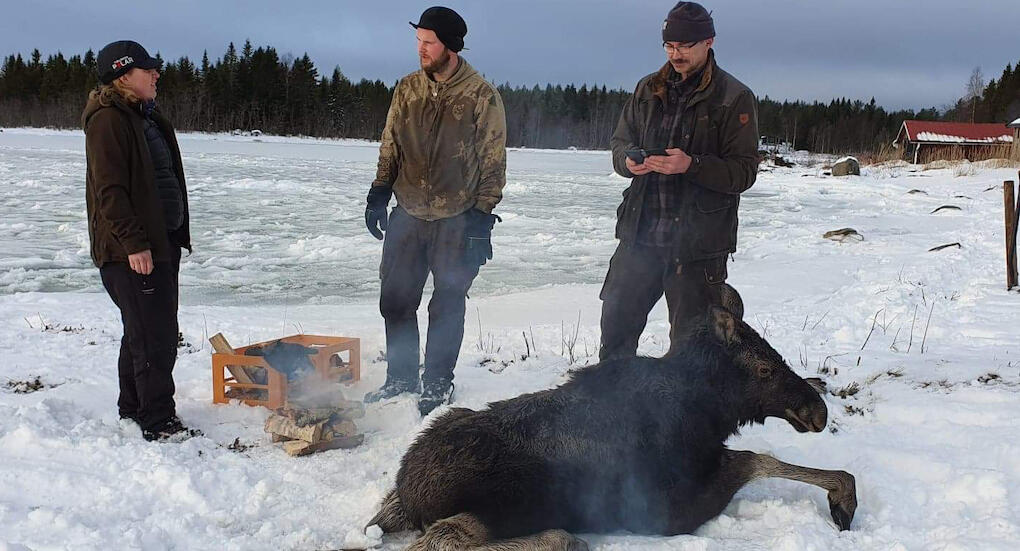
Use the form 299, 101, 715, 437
663, 41, 702, 54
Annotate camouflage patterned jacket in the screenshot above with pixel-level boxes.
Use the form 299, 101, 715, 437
371, 58, 507, 220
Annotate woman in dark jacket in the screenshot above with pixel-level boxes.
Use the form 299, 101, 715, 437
83, 40, 195, 442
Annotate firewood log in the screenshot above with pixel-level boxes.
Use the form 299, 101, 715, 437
264, 413, 327, 443
323, 419, 358, 440
282, 434, 364, 456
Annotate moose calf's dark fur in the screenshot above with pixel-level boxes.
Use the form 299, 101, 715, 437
370, 307, 857, 550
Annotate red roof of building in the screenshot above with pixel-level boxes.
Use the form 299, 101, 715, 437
896, 120, 1013, 144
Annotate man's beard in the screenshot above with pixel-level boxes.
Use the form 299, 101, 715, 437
421, 48, 452, 76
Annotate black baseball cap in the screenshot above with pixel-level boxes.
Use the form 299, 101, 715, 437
96, 40, 162, 84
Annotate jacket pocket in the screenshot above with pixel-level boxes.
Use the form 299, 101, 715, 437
695, 189, 736, 213
693, 189, 738, 255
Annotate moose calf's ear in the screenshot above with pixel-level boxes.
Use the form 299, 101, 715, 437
709, 305, 738, 346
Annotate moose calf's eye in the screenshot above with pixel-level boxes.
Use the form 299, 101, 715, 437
757, 365, 773, 378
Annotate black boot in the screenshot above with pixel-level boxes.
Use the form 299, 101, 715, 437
364, 378, 421, 403
418, 379, 454, 416
142, 416, 202, 442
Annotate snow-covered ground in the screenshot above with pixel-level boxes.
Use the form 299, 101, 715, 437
1, 127, 1019, 550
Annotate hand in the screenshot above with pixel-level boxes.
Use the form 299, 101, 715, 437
365, 186, 393, 240
625, 156, 653, 176
641, 148, 692, 175
365, 207, 388, 240
128, 250, 154, 275
465, 209, 501, 266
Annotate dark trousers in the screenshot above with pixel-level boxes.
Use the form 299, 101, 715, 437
379, 207, 480, 385
599, 242, 726, 360
99, 246, 180, 431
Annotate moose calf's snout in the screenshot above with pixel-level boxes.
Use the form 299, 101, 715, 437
801, 402, 827, 432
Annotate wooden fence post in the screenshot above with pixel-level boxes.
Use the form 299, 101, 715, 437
1006, 179, 1018, 290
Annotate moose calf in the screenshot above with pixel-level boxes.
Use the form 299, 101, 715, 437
370, 306, 857, 550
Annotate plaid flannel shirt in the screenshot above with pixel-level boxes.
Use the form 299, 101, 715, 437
636, 70, 701, 247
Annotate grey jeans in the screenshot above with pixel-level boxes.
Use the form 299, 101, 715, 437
378, 206, 481, 385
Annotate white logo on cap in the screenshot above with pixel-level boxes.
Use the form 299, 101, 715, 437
112, 56, 134, 70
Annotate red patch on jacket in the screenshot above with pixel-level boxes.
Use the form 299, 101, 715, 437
739, 113, 750, 125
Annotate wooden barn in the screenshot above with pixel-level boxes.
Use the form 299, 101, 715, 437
893, 120, 1014, 164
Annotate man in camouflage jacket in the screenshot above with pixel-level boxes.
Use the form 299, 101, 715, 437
600, 2, 759, 360
364, 6, 507, 416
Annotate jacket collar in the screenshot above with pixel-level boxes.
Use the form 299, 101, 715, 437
421, 57, 476, 92
651, 49, 716, 105
82, 87, 140, 129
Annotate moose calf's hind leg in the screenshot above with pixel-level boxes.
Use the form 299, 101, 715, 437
407, 513, 488, 551
749, 453, 858, 530
481, 530, 589, 551
366, 489, 414, 533
408, 513, 588, 551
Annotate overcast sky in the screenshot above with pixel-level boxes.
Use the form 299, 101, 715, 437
2, 0, 1017, 112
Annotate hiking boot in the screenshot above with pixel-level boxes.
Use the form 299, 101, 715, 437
143, 416, 202, 442
418, 379, 454, 416
364, 378, 421, 403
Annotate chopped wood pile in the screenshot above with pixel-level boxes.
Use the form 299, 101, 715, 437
265, 399, 365, 456
264, 380, 365, 456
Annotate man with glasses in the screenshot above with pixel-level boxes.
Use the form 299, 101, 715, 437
599, 2, 759, 360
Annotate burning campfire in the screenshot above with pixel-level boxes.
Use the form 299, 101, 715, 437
209, 332, 366, 456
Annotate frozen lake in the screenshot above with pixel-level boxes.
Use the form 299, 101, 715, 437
0, 129, 623, 305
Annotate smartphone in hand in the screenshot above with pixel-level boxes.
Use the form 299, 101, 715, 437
624, 148, 668, 163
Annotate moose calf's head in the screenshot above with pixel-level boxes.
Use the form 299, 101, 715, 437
708, 306, 828, 433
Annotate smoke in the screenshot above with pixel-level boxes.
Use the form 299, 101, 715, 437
288, 374, 349, 409
244, 340, 350, 408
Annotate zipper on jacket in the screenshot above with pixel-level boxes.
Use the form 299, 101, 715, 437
423, 80, 445, 219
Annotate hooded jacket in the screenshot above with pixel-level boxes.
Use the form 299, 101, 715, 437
371, 58, 507, 220
82, 88, 190, 267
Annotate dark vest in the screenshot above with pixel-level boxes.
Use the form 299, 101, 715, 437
143, 115, 185, 232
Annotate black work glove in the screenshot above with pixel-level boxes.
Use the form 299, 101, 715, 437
465, 208, 501, 266
365, 186, 392, 240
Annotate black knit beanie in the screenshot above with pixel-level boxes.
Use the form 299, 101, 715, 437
662, 2, 715, 44
410, 6, 467, 52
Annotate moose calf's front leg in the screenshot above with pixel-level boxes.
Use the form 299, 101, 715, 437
749, 452, 857, 530
665, 450, 762, 534
667, 450, 857, 534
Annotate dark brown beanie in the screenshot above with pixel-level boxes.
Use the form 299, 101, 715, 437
662, 2, 715, 44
